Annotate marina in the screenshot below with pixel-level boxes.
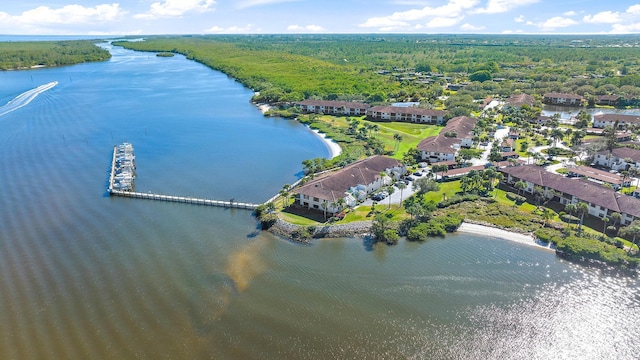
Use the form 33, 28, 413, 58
108, 143, 259, 210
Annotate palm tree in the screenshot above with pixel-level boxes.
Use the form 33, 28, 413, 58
550, 128, 564, 148
321, 200, 328, 220
576, 202, 589, 232
541, 208, 553, 227
393, 133, 403, 151
279, 184, 291, 207
337, 197, 346, 212
602, 216, 610, 234
514, 180, 527, 195
623, 220, 640, 253
610, 212, 622, 229
565, 203, 577, 228
387, 185, 395, 209
396, 182, 407, 205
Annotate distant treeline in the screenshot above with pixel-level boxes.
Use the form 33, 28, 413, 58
0, 40, 111, 70
114, 35, 640, 104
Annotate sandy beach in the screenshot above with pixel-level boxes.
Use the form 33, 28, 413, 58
457, 222, 554, 251
310, 127, 342, 159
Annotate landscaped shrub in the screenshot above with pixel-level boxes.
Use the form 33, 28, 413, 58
505, 192, 527, 204
437, 194, 480, 208
560, 213, 579, 223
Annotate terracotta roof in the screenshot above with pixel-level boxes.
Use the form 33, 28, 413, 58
417, 135, 460, 154
500, 165, 640, 218
594, 113, 640, 125
441, 116, 477, 138
568, 166, 623, 186
367, 106, 448, 117
295, 156, 402, 201
596, 147, 640, 162
506, 93, 535, 107
596, 95, 621, 101
297, 100, 370, 109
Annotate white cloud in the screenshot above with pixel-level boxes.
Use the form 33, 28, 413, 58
627, 4, 640, 15
473, 0, 539, 14
359, 0, 478, 29
611, 22, 640, 33
427, 17, 463, 28
563, 11, 577, 16
287, 24, 325, 32
583, 11, 621, 24
533, 16, 578, 30
135, 0, 215, 19
16, 4, 125, 25
235, 0, 300, 9
514, 15, 525, 23
205, 24, 259, 33
461, 23, 486, 31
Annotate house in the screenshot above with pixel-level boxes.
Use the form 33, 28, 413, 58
593, 147, 640, 170
500, 165, 640, 225
417, 135, 460, 163
567, 166, 628, 189
416, 116, 478, 162
441, 116, 477, 148
501, 138, 514, 152
529, 115, 551, 125
542, 93, 584, 106
366, 106, 448, 124
595, 95, 621, 106
296, 100, 370, 116
508, 130, 519, 139
592, 114, 640, 129
505, 93, 535, 108
294, 156, 405, 215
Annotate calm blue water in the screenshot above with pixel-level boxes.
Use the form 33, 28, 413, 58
0, 43, 638, 359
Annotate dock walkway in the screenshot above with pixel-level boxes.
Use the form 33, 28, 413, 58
107, 143, 260, 210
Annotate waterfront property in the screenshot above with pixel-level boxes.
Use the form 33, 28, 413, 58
366, 105, 448, 124
567, 165, 628, 189
500, 164, 640, 225
417, 116, 477, 163
593, 113, 640, 129
294, 155, 405, 215
593, 147, 640, 170
504, 93, 536, 109
542, 92, 584, 106
295, 100, 370, 116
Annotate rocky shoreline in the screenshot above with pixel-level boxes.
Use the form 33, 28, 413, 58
268, 218, 372, 243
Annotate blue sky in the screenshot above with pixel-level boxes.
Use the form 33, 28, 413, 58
1, 1, 640, 35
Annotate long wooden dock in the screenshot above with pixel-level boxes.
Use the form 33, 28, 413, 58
109, 190, 259, 209
107, 144, 260, 210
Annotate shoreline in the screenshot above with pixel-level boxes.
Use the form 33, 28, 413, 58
309, 127, 342, 159
253, 100, 342, 159
456, 222, 554, 252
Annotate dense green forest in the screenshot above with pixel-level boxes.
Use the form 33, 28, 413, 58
0, 40, 111, 70
116, 34, 640, 104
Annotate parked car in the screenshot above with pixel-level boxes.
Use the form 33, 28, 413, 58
413, 171, 423, 177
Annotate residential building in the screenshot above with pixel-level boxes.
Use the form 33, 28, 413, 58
542, 93, 584, 106
416, 116, 478, 162
593, 147, 640, 170
294, 156, 405, 214
595, 95, 621, 106
505, 93, 535, 108
296, 100, 370, 116
366, 106, 448, 124
593, 114, 640, 129
567, 166, 629, 189
501, 165, 640, 225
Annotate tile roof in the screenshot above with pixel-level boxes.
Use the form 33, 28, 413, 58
543, 92, 583, 100
500, 165, 640, 218
596, 147, 640, 162
506, 93, 535, 107
297, 100, 370, 109
367, 106, 448, 117
594, 113, 640, 125
417, 135, 460, 154
295, 155, 402, 201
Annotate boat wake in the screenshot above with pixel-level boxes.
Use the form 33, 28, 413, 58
0, 81, 58, 117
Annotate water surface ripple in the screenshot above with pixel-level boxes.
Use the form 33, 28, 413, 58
0, 43, 638, 359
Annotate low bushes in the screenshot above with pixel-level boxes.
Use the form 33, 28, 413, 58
505, 192, 526, 204
406, 213, 463, 241
437, 194, 480, 208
